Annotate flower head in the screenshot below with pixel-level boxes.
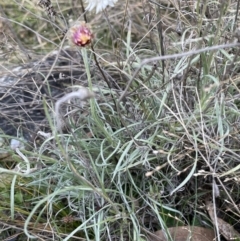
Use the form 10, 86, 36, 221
68, 21, 93, 47
85, 0, 118, 13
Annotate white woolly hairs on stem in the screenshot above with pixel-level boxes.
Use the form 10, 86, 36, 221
54, 88, 94, 132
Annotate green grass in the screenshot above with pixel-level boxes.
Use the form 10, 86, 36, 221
1, 0, 240, 240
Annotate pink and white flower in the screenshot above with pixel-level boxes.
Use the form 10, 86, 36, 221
68, 21, 93, 47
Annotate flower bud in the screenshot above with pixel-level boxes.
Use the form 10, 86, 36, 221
68, 21, 93, 47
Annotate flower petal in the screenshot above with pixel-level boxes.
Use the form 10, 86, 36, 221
85, 0, 118, 13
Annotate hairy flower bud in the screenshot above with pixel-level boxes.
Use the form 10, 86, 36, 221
68, 21, 93, 47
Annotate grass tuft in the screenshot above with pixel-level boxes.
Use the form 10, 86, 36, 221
1, 0, 240, 240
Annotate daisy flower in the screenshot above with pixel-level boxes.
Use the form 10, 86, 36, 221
68, 21, 93, 47
85, 0, 118, 13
